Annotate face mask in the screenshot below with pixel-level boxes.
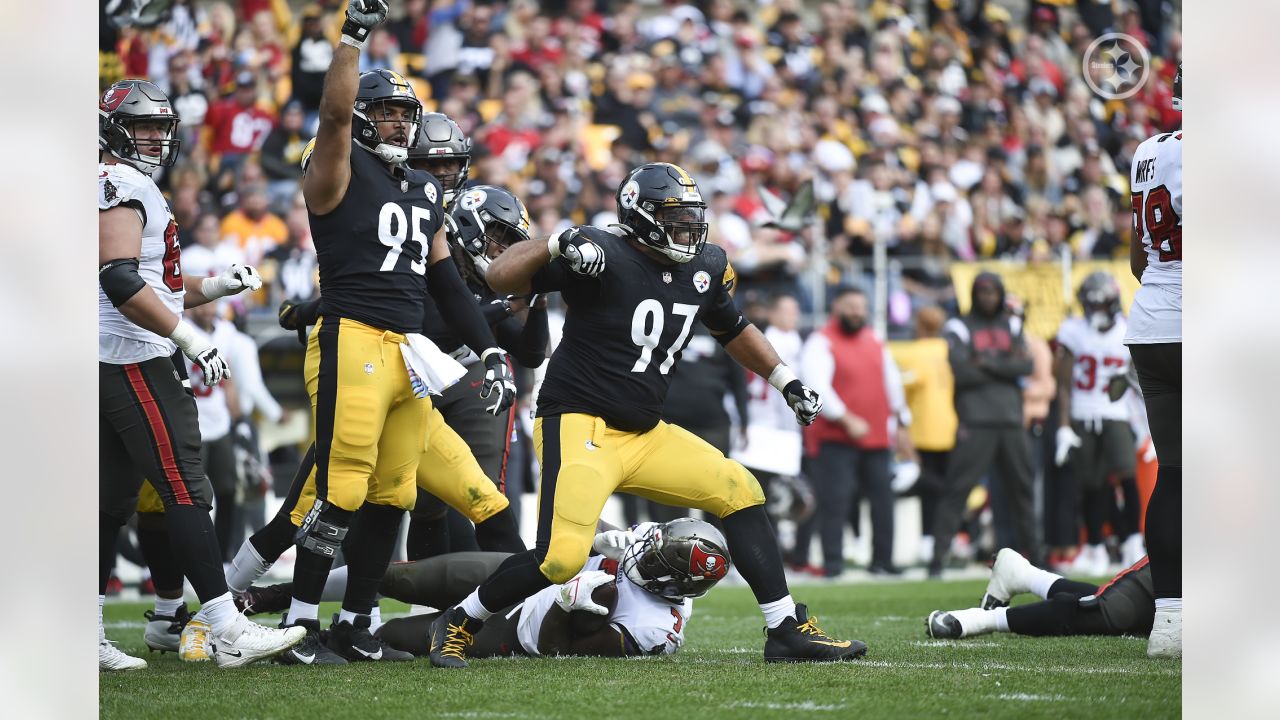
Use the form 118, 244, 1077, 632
839, 317, 865, 335
1088, 312, 1113, 331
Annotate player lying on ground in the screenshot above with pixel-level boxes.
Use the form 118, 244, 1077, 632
925, 548, 1153, 639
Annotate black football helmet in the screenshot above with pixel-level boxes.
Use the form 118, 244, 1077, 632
1172, 63, 1181, 111
407, 112, 472, 205
99, 79, 181, 175
615, 163, 709, 263
1077, 271, 1122, 330
621, 518, 731, 601
447, 186, 531, 274
353, 70, 422, 164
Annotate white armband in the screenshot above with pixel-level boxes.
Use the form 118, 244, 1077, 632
767, 364, 798, 393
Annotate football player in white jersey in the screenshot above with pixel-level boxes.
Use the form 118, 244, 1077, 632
1054, 273, 1144, 576
1123, 65, 1182, 659
98, 79, 304, 670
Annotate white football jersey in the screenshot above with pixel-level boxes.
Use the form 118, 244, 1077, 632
515, 555, 691, 657
99, 162, 186, 364
186, 324, 232, 441
745, 326, 803, 432
1126, 131, 1182, 344
1057, 316, 1132, 422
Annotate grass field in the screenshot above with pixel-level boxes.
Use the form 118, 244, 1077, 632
101, 578, 1180, 719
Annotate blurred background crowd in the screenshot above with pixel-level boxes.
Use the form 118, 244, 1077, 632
100, 0, 1180, 588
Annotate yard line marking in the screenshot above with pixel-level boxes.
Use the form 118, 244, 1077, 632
724, 701, 847, 712
995, 693, 1069, 702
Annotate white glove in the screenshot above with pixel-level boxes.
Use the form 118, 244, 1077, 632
201, 263, 262, 300
1054, 426, 1082, 466
592, 522, 659, 560
340, 0, 388, 49
169, 319, 230, 386
555, 570, 614, 615
548, 228, 605, 277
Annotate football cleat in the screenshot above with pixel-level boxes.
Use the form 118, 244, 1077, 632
234, 583, 293, 617
763, 604, 867, 663
1121, 534, 1147, 569
925, 610, 963, 639
143, 603, 192, 653
981, 548, 1033, 610
100, 639, 147, 671
1147, 606, 1182, 659
274, 618, 347, 666
326, 614, 413, 663
428, 607, 484, 668
212, 614, 305, 668
179, 618, 213, 662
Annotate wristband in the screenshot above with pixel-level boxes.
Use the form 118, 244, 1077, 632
168, 319, 201, 354
341, 17, 373, 49
481, 347, 504, 364
546, 232, 563, 259
767, 364, 799, 393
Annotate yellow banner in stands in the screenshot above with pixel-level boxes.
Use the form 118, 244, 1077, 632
949, 260, 1140, 340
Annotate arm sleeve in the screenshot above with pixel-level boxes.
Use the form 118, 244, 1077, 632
799, 334, 847, 420
702, 259, 749, 342
493, 307, 550, 369
426, 256, 500, 356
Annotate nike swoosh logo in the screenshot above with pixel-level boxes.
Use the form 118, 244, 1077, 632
809, 640, 852, 648
292, 650, 315, 664
220, 649, 243, 657
354, 647, 383, 660
585, 441, 599, 451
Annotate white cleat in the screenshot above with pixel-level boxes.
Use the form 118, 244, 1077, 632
1147, 606, 1182, 659
179, 619, 213, 662
100, 639, 148, 671
1070, 544, 1110, 578
981, 548, 1032, 609
213, 614, 306, 668
1121, 534, 1147, 568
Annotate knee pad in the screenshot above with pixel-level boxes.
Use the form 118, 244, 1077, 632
295, 500, 352, 559
710, 462, 767, 518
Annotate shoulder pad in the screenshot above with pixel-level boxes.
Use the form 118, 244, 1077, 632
300, 138, 317, 171
98, 163, 152, 212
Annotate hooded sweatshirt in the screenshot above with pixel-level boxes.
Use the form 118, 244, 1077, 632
943, 272, 1032, 426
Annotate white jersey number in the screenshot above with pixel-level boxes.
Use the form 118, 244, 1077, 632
630, 300, 699, 374
377, 202, 430, 275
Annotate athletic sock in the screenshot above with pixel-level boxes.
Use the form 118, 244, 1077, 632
201, 592, 239, 634
368, 605, 383, 634
154, 597, 184, 617
459, 589, 494, 621
1155, 598, 1182, 612
949, 607, 996, 637
1027, 566, 1065, 600
98, 595, 106, 643
992, 606, 1010, 633
760, 595, 798, 629
287, 598, 319, 624
337, 608, 361, 625
225, 540, 271, 594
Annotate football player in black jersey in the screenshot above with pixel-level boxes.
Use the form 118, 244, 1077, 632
280, 0, 516, 665
428, 163, 868, 666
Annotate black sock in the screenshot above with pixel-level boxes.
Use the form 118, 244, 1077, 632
1082, 486, 1108, 545
214, 491, 236, 562
250, 511, 299, 564
1118, 477, 1142, 539
291, 505, 352, 606
1006, 593, 1083, 636
1145, 465, 1182, 598
341, 503, 403, 616
137, 512, 184, 595
474, 507, 526, 553
407, 491, 450, 561
446, 509, 480, 553
476, 550, 552, 612
720, 505, 788, 604
115, 528, 145, 567
100, 513, 125, 593
164, 505, 228, 601
1047, 578, 1099, 598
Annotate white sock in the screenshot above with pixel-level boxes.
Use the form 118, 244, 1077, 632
201, 593, 239, 634
1155, 598, 1182, 612
337, 608, 362, 625
368, 605, 383, 634
949, 607, 996, 637
1027, 566, 1064, 600
323, 565, 349, 602
288, 598, 319, 623
992, 606, 1010, 633
460, 590, 494, 621
760, 595, 798, 629
225, 541, 272, 593
99, 595, 106, 643
154, 597, 184, 618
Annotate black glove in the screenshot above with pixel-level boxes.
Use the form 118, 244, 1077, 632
481, 296, 514, 324
341, 0, 388, 49
549, 228, 605, 277
480, 349, 517, 416
782, 380, 823, 426
279, 298, 320, 345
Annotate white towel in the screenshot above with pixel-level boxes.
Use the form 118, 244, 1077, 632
399, 333, 467, 398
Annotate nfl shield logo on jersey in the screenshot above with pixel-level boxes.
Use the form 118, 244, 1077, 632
693, 270, 711, 293
662, 272, 672, 284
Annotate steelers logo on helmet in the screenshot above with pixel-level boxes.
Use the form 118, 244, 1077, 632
619, 180, 641, 209
615, 163, 709, 264
459, 188, 488, 211
693, 270, 711, 294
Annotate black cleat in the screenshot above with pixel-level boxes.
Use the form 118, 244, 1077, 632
428, 607, 483, 668
326, 614, 413, 662
764, 603, 867, 663
274, 618, 348, 666
234, 583, 293, 617
926, 610, 963, 639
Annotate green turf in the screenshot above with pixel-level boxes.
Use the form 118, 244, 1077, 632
101, 579, 1180, 719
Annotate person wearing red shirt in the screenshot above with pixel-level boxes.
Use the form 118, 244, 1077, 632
204, 72, 276, 172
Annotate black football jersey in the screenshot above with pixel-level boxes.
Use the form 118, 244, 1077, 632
309, 141, 445, 333
532, 227, 743, 432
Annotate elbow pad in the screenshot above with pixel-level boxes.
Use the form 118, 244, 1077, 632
712, 316, 750, 347
99, 258, 146, 307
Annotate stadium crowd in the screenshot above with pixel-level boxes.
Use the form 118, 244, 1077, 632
99, 0, 1179, 587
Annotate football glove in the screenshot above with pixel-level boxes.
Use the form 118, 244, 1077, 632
782, 380, 822, 426
1054, 426, 1083, 466
591, 522, 659, 561
548, 228, 605, 277
480, 348, 517, 416
200, 263, 262, 300
555, 570, 614, 615
278, 298, 320, 345
340, 0, 388, 49
169, 320, 230, 387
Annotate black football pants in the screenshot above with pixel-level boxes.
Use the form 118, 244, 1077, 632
1130, 342, 1182, 600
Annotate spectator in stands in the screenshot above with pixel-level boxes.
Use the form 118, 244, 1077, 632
259, 99, 311, 208
289, 5, 333, 118
929, 273, 1040, 577
220, 183, 287, 269
801, 286, 910, 577
183, 212, 246, 281
204, 71, 275, 191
